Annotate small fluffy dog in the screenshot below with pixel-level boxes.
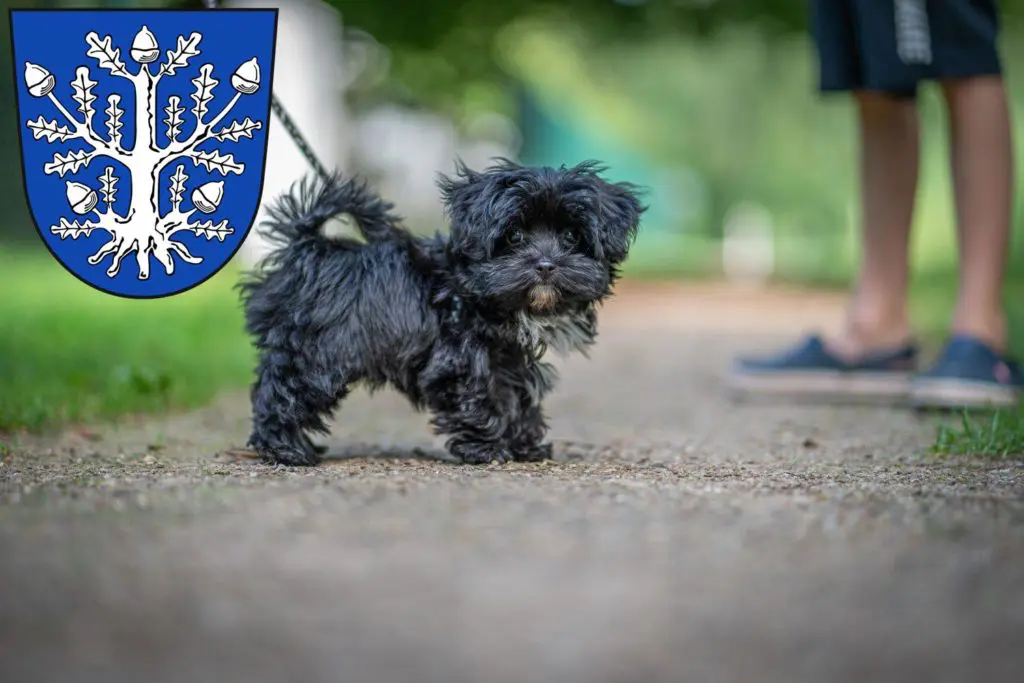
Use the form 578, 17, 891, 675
239, 159, 644, 466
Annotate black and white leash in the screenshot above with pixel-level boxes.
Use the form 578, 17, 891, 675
202, 0, 332, 181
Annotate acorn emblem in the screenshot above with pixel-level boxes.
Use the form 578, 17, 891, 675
130, 26, 160, 64
24, 62, 55, 98
231, 58, 260, 94
66, 181, 98, 215
191, 181, 224, 214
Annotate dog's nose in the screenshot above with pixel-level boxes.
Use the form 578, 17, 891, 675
536, 260, 556, 278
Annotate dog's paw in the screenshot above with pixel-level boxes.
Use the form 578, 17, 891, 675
301, 436, 329, 456
512, 442, 552, 463
451, 443, 512, 466
257, 444, 321, 467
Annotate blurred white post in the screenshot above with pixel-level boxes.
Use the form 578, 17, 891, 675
225, 0, 348, 265
721, 202, 775, 288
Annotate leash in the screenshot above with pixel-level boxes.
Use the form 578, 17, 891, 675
202, 0, 332, 181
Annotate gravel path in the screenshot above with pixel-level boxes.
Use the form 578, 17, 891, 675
2, 283, 1022, 683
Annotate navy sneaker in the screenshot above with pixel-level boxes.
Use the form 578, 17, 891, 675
910, 335, 1023, 409
729, 334, 919, 401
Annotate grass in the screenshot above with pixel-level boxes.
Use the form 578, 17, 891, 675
912, 269, 1024, 460
0, 247, 254, 434
932, 408, 1024, 460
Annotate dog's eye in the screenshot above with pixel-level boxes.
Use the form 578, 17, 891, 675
562, 230, 579, 247
506, 229, 524, 246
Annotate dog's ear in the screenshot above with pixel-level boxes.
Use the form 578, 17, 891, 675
592, 176, 645, 264
437, 160, 484, 238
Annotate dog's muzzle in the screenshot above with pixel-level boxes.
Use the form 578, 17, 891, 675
528, 285, 559, 312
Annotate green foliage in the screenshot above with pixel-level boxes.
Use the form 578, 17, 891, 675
0, 248, 254, 432
328, 0, 808, 115
500, 22, 857, 240
500, 18, 1024, 285
327, 0, 1024, 51
318, 0, 1024, 111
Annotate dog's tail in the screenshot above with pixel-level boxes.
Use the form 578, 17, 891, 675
238, 172, 405, 342
257, 170, 404, 249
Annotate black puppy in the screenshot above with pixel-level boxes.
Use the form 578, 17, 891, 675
238, 159, 644, 466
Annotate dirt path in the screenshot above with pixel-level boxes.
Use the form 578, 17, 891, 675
2, 283, 1022, 683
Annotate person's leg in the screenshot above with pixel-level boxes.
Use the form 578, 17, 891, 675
907, 0, 1021, 408
826, 91, 919, 360
908, 77, 1020, 407
729, 0, 922, 401
940, 75, 1013, 351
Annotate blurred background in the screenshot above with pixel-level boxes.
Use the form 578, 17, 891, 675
1, 0, 1022, 433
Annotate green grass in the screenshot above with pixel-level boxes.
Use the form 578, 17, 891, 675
932, 407, 1024, 460
0, 247, 254, 434
911, 269, 1024, 460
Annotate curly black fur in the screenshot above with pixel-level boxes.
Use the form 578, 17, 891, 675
238, 159, 645, 466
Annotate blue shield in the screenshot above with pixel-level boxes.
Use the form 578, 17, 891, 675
10, 9, 278, 298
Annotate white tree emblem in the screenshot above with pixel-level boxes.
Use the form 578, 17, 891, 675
22, 25, 263, 279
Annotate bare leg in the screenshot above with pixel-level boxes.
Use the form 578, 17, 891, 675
827, 91, 919, 359
940, 76, 1014, 352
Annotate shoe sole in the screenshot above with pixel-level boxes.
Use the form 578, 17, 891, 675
910, 378, 1020, 409
728, 370, 912, 403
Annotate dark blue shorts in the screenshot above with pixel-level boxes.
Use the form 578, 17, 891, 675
810, 0, 1003, 97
